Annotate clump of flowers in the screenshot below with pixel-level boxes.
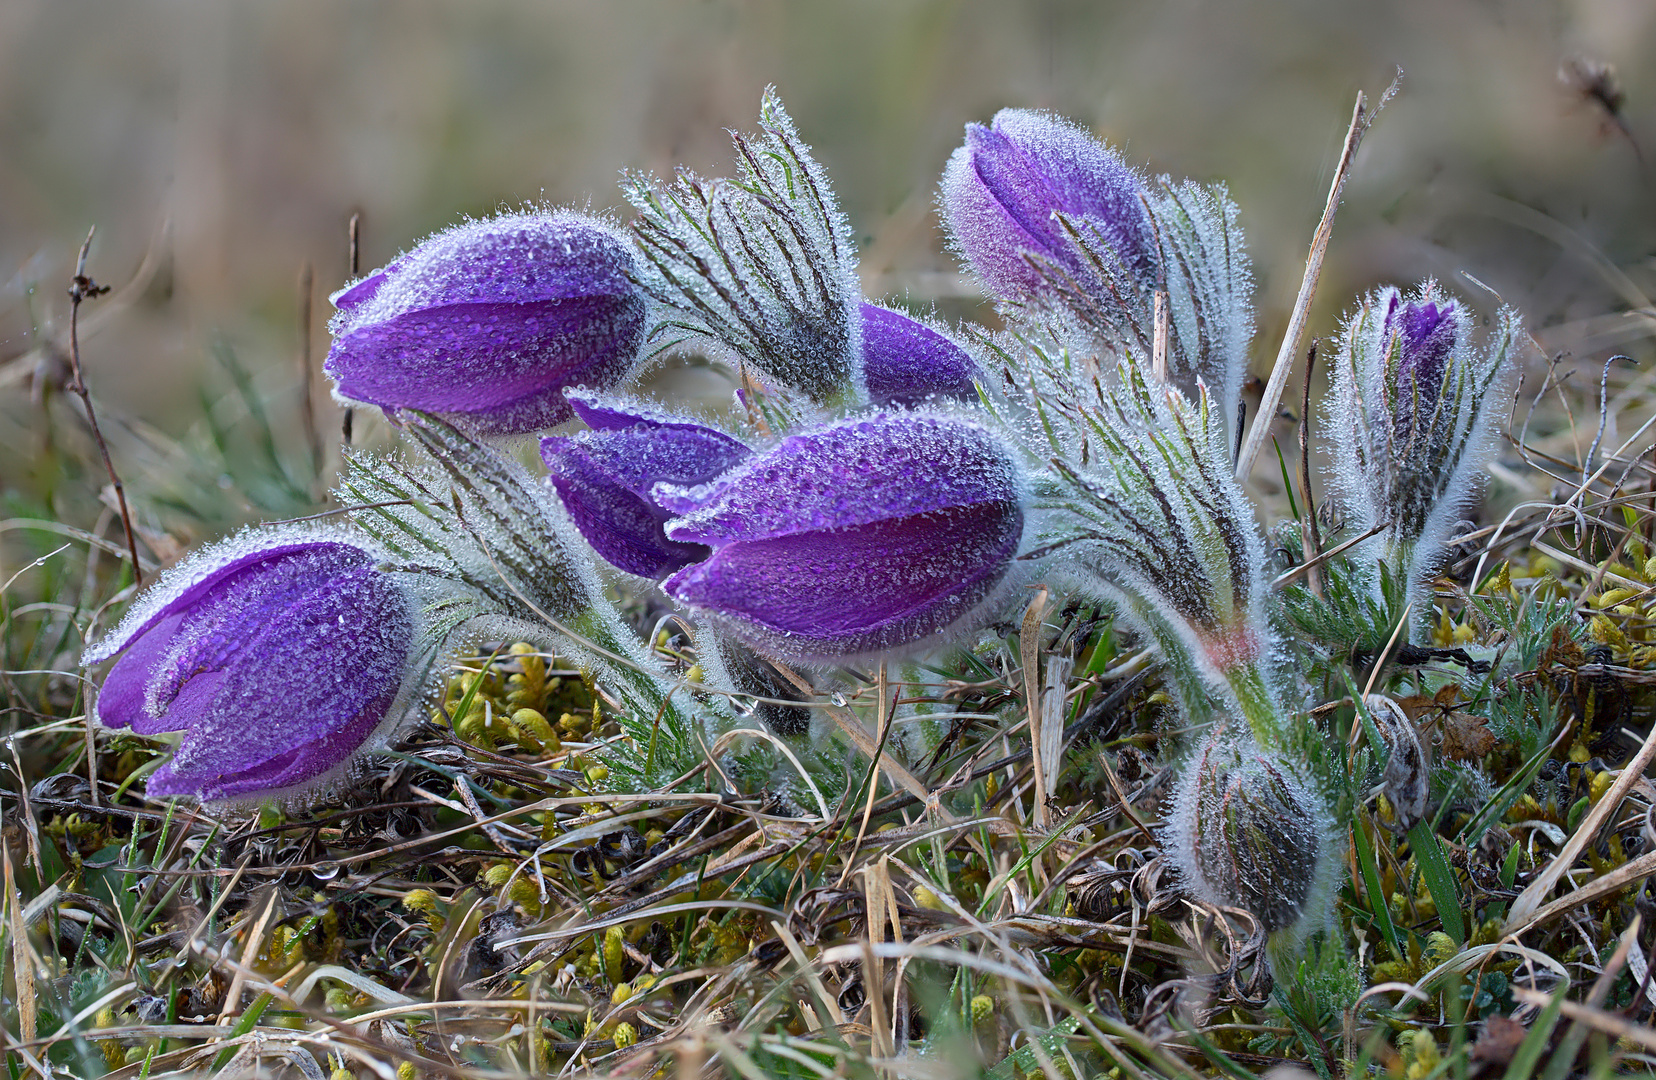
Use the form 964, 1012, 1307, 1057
82, 87, 1531, 995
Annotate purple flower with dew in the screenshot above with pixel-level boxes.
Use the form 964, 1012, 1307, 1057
941, 112, 1254, 443
541, 391, 752, 579
940, 108, 1153, 303
658, 411, 1023, 662
1325, 281, 1521, 626
325, 210, 646, 435
859, 302, 980, 406
82, 533, 416, 802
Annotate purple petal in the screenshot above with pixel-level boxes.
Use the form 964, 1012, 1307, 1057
941, 109, 1151, 301
664, 502, 1021, 659
662, 412, 1017, 544
147, 565, 410, 794
858, 303, 979, 406
327, 294, 645, 431
660, 410, 1022, 659
324, 212, 646, 434
87, 535, 413, 802
1397, 298, 1457, 397
544, 416, 750, 578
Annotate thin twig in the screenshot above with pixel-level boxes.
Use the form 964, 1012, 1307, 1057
1235, 77, 1397, 482
297, 262, 323, 483
64, 227, 142, 588
342, 212, 361, 447
1297, 340, 1323, 597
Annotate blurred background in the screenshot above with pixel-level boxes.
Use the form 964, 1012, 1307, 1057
0, 0, 1652, 548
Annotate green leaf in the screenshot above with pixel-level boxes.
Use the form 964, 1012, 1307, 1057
986, 1016, 1082, 1080
1408, 820, 1466, 945
1503, 987, 1567, 1080
1354, 814, 1404, 959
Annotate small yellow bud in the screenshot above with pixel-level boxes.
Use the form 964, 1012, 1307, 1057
603, 924, 626, 982
1590, 768, 1612, 804
633, 973, 656, 992
1422, 931, 1458, 968
586, 764, 610, 785
482, 863, 515, 889
612, 1022, 638, 1049
610, 982, 633, 1004
970, 994, 994, 1023
684, 664, 703, 684
396, 1062, 417, 1080
402, 888, 440, 915
913, 886, 949, 911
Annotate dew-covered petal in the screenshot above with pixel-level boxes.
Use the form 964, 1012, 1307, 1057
543, 413, 751, 578
1395, 297, 1457, 400
324, 211, 646, 434
664, 501, 1020, 659
85, 532, 416, 803
941, 109, 1151, 301
661, 412, 1018, 545
858, 303, 979, 406
327, 295, 644, 432
145, 565, 411, 792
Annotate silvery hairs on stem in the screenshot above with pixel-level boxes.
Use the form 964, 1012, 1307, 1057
1043, 181, 1255, 450
622, 88, 864, 410
989, 342, 1288, 741
336, 412, 703, 743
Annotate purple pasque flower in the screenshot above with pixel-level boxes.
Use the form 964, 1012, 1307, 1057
657, 410, 1023, 661
82, 531, 416, 802
541, 390, 752, 579
325, 210, 646, 435
1325, 282, 1520, 626
940, 108, 1153, 303
859, 302, 979, 406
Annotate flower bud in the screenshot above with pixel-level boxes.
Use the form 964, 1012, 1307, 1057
659, 410, 1024, 661
82, 531, 418, 801
858, 302, 980, 407
541, 391, 751, 578
1325, 282, 1521, 619
941, 108, 1154, 302
325, 210, 646, 434
1164, 728, 1338, 939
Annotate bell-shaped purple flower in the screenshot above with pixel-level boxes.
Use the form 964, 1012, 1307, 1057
940, 109, 1153, 303
859, 302, 980, 406
82, 532, 416, 802
325, 211, 646, 434
541, 391, 752, 579
657, 411, 1023, 661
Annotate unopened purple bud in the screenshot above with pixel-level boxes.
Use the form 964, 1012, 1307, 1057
83, 533, 416, 802
1391, 295, 1457, 418
1165, 728, 1338, 938
859, 302, 980, 406
324, 211, 646, 434
659, 411, 1023, 661
940, 109, 1152, 302
1326, 283, 1520, 623
541, 391, 752, 579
